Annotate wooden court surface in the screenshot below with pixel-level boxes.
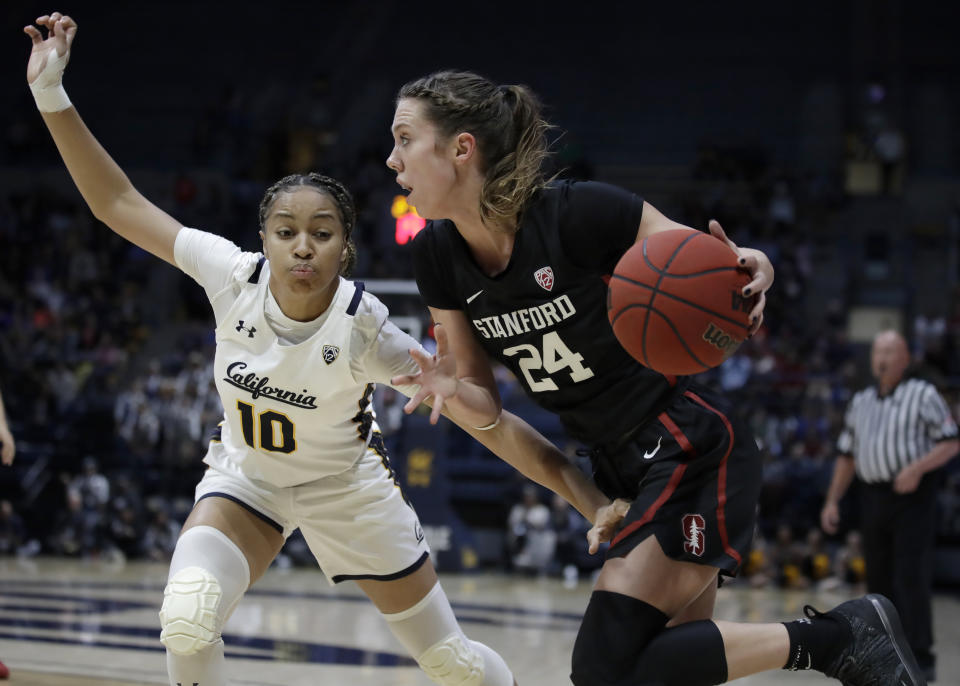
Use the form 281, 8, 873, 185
1, 557, 957, 685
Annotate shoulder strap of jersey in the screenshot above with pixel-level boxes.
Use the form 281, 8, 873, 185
247, 255, 266, 284
346, 281, 365, 316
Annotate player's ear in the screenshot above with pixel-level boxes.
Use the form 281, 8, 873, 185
453, 132, 477, 164
258, 229, 269, 256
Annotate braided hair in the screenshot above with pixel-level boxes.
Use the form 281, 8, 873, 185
258, 173, 357, 276
398, 71, 553, 231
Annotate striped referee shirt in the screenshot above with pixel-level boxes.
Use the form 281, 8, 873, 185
837, 377, 959, 483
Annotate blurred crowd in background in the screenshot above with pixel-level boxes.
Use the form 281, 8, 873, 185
3, 112, 959, 588
2, 0, 960, 588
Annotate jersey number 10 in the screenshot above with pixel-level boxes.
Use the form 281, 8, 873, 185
236, 401, 297, 453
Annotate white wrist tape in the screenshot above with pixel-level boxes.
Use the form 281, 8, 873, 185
30, 49, 72, 113
32, 84, 71, 112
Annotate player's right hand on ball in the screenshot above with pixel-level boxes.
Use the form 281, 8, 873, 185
586, 498, 631, 554
24, 12, 77, 87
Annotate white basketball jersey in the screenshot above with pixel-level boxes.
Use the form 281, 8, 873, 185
175, 228, 421, 487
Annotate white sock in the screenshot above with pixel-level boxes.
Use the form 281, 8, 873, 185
166, 639, 226, 686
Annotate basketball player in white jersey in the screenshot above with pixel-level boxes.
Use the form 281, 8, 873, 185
24, 14, 628, 686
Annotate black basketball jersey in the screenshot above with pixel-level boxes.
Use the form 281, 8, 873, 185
412, 180, 685, 446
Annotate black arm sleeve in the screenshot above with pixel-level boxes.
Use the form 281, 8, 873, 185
557, 180, 645, 273
411, 221, 461, 310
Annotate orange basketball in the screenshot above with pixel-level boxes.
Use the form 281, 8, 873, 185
607, 228, 753, 376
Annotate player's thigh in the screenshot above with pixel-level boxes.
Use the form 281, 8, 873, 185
595, 534, 720, 619
355, 556, 440, 615
667, 575, 718, 626
182, 496, 285, 583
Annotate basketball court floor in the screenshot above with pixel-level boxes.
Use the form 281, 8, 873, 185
1, 557, 957, 685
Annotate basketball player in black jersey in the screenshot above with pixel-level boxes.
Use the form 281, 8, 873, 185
388, 71, 926, 685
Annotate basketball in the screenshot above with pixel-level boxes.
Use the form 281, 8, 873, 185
607, 228, 753, 376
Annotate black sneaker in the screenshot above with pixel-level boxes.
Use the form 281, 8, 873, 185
805, 594, 926, 685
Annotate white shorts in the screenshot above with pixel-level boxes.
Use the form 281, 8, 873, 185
194, 446, 429, 584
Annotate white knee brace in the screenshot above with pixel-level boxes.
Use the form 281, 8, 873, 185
418, 633, 485, 686
382, 582, 513, 686
159, 525, 250, 656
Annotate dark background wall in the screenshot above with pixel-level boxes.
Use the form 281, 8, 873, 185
3, 1, 958, 172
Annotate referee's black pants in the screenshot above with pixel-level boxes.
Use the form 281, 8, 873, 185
859, 472, 940, 670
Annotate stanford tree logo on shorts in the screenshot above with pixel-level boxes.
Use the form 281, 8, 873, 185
534, 266, 554, 291
682, 513, 706, 557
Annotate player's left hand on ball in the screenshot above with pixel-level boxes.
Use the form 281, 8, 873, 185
586, 498, 631, 554
708, 219, 773, 335
391, 324, 458, 425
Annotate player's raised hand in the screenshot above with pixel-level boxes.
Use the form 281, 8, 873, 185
708, 219, 773, 335
24, 12, 77, 88
391, 324, 460, 425
586, 498, 630, 554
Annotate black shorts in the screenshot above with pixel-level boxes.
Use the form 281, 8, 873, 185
594, 384, 761, 576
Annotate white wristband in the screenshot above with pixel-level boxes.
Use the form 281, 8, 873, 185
474, 416, 501, 431
32, 84, 72, 113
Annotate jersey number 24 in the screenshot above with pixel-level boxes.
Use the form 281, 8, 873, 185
503, 331, 594, 392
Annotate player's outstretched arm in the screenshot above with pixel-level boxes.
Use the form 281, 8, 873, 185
388, 311, 627, 546
392, 308, 502, 428
24, 13, 181, 266
457, 410, 626, 552
397, 377, 623, 540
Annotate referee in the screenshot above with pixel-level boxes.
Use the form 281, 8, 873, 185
821, 329, 958, 682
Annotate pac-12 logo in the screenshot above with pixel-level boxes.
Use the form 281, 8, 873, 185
534, 266, 554, 291
682, 514, 706, 557
322, 344, 340, 364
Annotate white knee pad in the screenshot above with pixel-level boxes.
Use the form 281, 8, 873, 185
159, 525, 250, 656
382, 582, 513, 686
418, 633, 484, 686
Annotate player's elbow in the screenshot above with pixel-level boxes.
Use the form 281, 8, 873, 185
88, 194, 130, 230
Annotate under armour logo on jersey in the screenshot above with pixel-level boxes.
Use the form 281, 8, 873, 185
682, 513, 706, 557
322, 344, 340, 364
534, 266, 554, 291
236, 320, 256, 338
414, 522, 425, 543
